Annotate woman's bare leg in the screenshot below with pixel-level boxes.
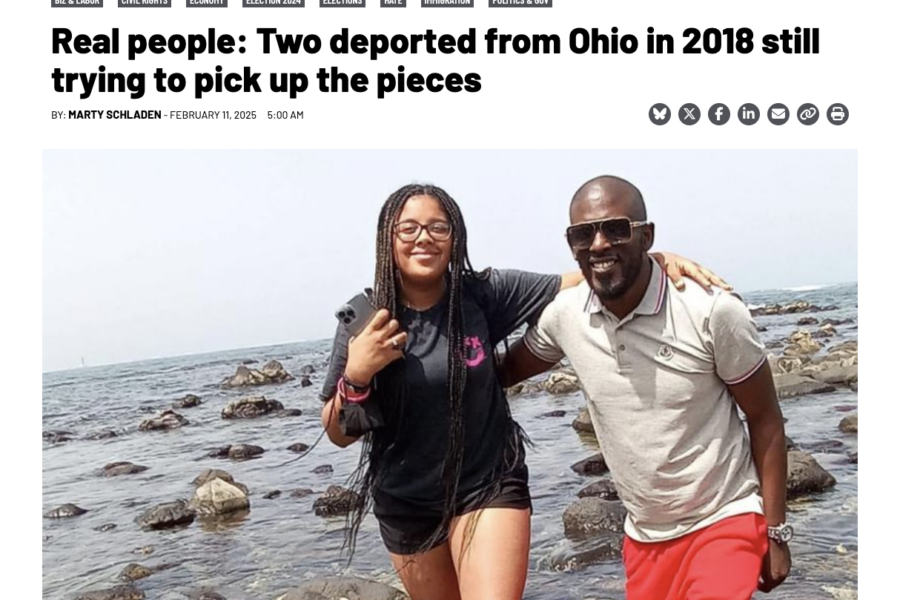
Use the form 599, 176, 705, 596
448, 507, 531, 600
389, 542, 462, 600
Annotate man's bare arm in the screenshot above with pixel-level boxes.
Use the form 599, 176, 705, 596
499, 337, 560, 389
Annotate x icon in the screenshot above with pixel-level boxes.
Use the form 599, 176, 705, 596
683, 108, 696, 120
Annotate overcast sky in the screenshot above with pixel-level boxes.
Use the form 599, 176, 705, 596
43, 150, 856, 372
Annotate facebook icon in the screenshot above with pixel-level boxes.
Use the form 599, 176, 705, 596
708, 103, 730, 125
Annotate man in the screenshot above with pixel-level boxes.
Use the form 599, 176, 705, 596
501, 175, 791, 599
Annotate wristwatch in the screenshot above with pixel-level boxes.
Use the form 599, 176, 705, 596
767, 523, 794, 544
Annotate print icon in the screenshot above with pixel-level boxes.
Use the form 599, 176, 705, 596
768, 103, 790, 125
679, 103, 701, 126
798, 103, 819, 125
827, 103, 849, 126
708, 104, 730, 125
649, 103, 671, 125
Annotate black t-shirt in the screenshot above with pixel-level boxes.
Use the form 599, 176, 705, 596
320, 269, 562, 508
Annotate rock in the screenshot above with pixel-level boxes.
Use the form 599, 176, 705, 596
821, 318, 854, 326
312, 464, 333, 475
750, 301, 825, 317
785, 436, 797, 450
787, 450, 837, 499
207, 446, 232, 458
241, 359, 258, 365
839, 413, 858, 434
774, 374, 836, 400
290, 488, 314, 499
850, 381, 858, 392
192, 470, 250, 495
287, 443, 310, 454
75, 585, 145, 600
227, 444, 265, 460
313, 485, 361, 517
85, 430, 118, 441
132, 546, 154, 555
118, 564, 153, 582
299, 364, 316, 376
562, 498, 627, 538
102, 462, 149, 477
139, 409, 189, 431
136, 499, 196, 530
811, 324, 838, 339
300, 376, 312, 388
544, 372, 580, 395
190, 478, 250, 516
173, 394, 203, 409
800, 440, 844, 454
220, 361, 294, 388
221, 396, 285, 419
43, 503, 87, 519
276, 409, 303, 418
505, 380, 544, 397
571, 453, 608, 476
809, 365, 858, 386
191, 591, 227, 600
94, 523, 117, 532
572, 407, 595, 434
577, 480, 619, 500
548, 537, 623, 570
277, 577, 408, 600
848, 452, 858, 464
783, 330, 822, 357
263, 490, 282, 500
539, 410, 567, 418
797, 317, 819, 326
43, 430, 75, 444
755, 324, 768, 332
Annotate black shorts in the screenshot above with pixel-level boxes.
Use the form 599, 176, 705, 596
373, 466, 532, 556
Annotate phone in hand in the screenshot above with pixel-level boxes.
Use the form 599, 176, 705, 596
336, 293, 378, 337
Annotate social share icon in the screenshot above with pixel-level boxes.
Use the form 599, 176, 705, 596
738, 103, 760, 125
827, 103, 849, 126
708, 104, 730, 125
679, 103, 701, 126
798, 103, 819, 125
649, 103, 671, 125
768, 103, 790, 125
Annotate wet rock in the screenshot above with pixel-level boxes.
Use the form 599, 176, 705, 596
811, 324, 838, 339
207, 446, 232, 459
102, 462, 149, 477
755, 324, 768, 332
44, 503, 87, 519
173, 394, 203, 409
299, 364, 316, 376
94, 523, 117, 532
785, 436, 797, 450
241, 359, 258, 365
848, 452, 858, 464
850, 381, 858, 392
276, 409, 303, 418
572, 407, 595, 434
750, 301, 830, 317
118, 564, 153, 582
545, 372, 580, 395
300, 376, 313, 388
85, 430, 118, 441
809, 365, 858, 386
312, 464, 333, 475
136, 499, 196, 530
277, 577, 408, 600
191, 478, 250, 516
774, 374, 836, 400
75, 585, 145, 600
220, 360, 294, 388
800, 440, 844, 454
539, 410, 567, 418
290, 488, 314, 499
821, 318, 855, 327
139, 409, 189, 431
571, 453, 609, 476
548, 537, 623, 570
783, 330, 822, 357
132, 546, 154, 555
192, 469, 250, 495
227, 444, 265, 460
43, 430, 75, 444
797, 317, 819, 326
263, 490, 282, 500
191, 591, 227, 600
313, 485, 361, 517
787, 450, 837, 499
287, 443, 310, 454
577, 480, 619, 500
505, 380, 544, 397
562, 498, 627, 538
839, 413, 858, 434
221, 396, 284, 419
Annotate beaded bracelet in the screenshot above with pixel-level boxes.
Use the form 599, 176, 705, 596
338, 376, 371, 404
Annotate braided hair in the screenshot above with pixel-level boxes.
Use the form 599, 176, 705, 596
343, 183, 481, 559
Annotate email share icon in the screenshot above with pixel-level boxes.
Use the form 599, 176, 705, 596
768, 103, 790, 125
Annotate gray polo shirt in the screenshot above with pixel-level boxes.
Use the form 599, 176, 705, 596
524, 259, 766, 542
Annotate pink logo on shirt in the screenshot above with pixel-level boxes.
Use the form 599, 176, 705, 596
464, 336, 487, 368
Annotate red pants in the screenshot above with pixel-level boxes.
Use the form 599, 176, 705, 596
623, 513, 768, 600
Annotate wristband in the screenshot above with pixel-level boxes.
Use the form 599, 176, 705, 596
338, 376, 371, 404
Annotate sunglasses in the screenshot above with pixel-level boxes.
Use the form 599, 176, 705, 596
565, 218, 651, 250
394, 220, 453, 242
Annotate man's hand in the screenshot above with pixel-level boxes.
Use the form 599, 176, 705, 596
651, 251, 732, 292
758, 541, 791, 592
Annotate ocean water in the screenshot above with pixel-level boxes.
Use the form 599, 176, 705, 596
42, 283, 858, 600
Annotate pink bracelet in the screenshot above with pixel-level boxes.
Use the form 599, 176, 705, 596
338, 377, 371, 404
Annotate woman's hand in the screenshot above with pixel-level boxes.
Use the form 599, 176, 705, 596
651, 252, 732, 292
344, 309, 408, 385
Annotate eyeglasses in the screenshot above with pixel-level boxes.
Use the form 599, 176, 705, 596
394, 220, 453, 242
565, 218, 651, 250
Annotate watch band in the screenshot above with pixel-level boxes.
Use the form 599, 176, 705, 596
338, 376, 371, 404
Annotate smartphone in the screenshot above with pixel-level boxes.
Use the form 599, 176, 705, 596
336, 293, 378, 337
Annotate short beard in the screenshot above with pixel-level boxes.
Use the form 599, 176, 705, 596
592, 254, 644, 301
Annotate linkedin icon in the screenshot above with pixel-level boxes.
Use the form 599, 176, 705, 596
737, 103, 760, 125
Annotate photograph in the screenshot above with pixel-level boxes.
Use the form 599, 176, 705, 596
42, 150, 858, 600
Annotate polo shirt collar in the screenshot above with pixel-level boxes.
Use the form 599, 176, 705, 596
586, 257, 668, 317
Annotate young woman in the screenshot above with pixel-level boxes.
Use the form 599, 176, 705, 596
319, 183, 726, 600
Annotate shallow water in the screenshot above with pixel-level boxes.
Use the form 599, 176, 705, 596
42, 284, 858, 600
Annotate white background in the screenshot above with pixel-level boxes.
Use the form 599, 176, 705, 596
5, 1, 887, 597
